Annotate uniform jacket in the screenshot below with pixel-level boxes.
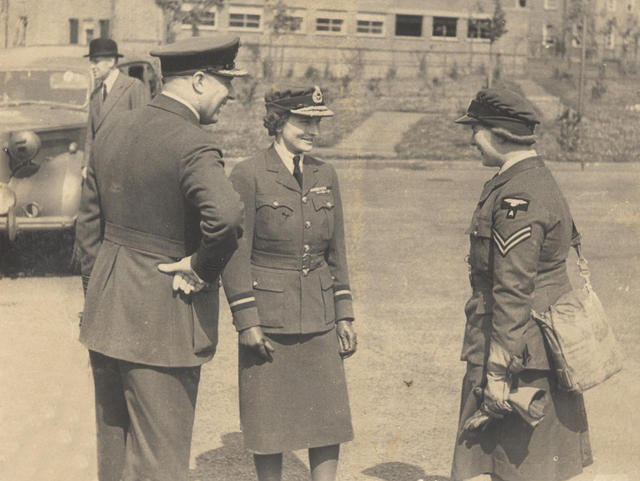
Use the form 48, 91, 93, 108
462, 156, 577, 371
76, 94, 244, 367
221, 146, 354, 334
84, 72, 150, 165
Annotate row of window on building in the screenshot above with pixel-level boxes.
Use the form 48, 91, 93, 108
179, 5, 513, 41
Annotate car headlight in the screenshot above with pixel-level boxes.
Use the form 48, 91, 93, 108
4, 130, 42, 178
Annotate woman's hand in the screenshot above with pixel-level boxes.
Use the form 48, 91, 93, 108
239, 326, 275, 362
336, 320, 357, 359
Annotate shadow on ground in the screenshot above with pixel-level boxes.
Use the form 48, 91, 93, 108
189, 432, 310, 481
362, 462, 450, 481
0, 229, 77, 276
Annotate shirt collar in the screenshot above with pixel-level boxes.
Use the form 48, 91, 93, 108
160, 90, 200, 122
102, 68, 119, 94
498, 150, 538, 174
273, 139, 304, 174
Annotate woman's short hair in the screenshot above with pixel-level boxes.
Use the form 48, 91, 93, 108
490, 126, 537, 145
263, 108, 289, 137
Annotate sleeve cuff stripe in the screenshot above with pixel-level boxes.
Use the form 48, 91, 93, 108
335, 293, 352, 301
230, 300, 256, 313
229, 297, 256, 308
228, 292, 255, 303
334, 289, 351, 297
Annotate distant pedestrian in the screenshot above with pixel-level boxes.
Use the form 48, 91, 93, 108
83, 38, 149, 170
222, 86, 357, 481
451, 88, 592, 481
76, 35, 247, 481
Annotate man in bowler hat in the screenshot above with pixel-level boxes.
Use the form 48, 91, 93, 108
75, 35, 248, 481
84, 38, 149, 169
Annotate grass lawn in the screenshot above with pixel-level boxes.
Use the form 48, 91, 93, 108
526, 58, 640, 164
190, 161, 640, 480
1, 162, 638, 481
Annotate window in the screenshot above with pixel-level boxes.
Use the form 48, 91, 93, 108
316, 16, 344, 34
13, 16, 27, 46
228, 6, 262, 30
286, 11, 305, 33
99, 19, 110, 38
395, 14, 422, 37
69, 18, 79, 44
627, 0, 635, 11
543, 24, 555, 47
85, 29, 94, 43
606, 30, 615, 49
357, 13, 385, 36
544, 0, 559, 9
572, 23, 582, 47
181, 2, 217, 30
467, 18, 491, 39
433, 17, 457, 38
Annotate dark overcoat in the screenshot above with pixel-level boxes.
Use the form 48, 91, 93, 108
84, 72, 150, 165
76, 94, 243, 367
221, 146, 354, 334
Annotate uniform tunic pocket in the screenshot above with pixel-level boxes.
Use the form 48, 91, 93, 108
252, 270, 285, 328
255, 195, 294, 241
311, 194, 335, 240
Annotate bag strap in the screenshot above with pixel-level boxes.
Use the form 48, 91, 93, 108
571, 221, 592, 290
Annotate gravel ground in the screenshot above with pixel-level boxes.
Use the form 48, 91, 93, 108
1, 162, 639, 481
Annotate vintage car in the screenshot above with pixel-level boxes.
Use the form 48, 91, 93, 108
0, 45, 159, 248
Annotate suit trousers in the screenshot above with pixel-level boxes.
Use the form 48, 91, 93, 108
89, 350, 201, 481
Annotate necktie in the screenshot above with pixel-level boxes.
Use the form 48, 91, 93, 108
293, 155, 303, 188
102, 83, 108, 102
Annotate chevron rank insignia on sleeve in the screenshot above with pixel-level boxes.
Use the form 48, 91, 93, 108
500, 197, 529, 219
492, 225, 532, 256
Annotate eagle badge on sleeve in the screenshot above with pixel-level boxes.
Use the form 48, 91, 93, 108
500, 197, 530, 219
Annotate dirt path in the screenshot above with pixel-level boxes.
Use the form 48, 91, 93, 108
330, 112, 426, 158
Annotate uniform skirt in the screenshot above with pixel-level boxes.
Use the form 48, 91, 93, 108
238, 328, 354, 454
451, 363, 592, 481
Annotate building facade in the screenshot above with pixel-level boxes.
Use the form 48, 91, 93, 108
9, 0, 635, 78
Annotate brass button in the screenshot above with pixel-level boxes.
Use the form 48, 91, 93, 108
326, 201, 333, 208
272, 200, 279, 207
302, 268, 309, 276
304, 221, 311, 229
252, 280, 258, 288
472, 230, 478, 236
302, 196, 308, 204
303, 244, 310, 252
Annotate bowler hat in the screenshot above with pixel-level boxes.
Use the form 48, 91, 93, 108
150, 35, 248, 78
455, 88, 539, 137
84, 38, 123, 58
265, 86, 334, 117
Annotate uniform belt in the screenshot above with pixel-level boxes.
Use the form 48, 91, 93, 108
104, 222, 186, 258
251, 249, 325, 272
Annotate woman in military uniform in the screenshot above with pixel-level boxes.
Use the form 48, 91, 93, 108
451, 88, 592, 481
221, 86, 357, 481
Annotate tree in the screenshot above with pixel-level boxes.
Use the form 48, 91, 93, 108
155, 0, 224, 44
487, 0, 507, 87
263, 0, 301, 78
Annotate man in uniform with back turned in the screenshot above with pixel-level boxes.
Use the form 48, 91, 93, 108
75, 35, 248, 481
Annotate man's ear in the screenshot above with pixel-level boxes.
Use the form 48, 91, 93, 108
191, 71, 206, 94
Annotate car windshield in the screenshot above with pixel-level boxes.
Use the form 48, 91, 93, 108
0, 69, 89, 107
